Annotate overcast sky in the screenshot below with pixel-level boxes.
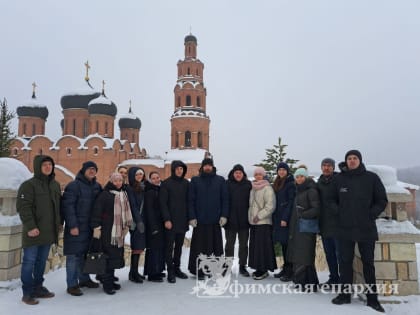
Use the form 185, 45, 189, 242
1, 0, 419, 175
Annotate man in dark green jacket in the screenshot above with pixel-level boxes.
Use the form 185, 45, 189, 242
17, 155, 61, 305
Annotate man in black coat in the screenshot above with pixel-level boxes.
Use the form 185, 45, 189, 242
61, 161, 102, 296
188, 158, 229, 280
224, 164, 252, 277
317, 158, 340, 288
159, 160, 190, 283
331, 150, 387, 313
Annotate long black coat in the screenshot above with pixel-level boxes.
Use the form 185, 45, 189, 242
224, 171, 252, 230
272, 175, 296, 243
61, 172, 102, 255
91, 182, 126, 269
144, 182, 165, 249
159, 161, 189, 233
189, 169, 229, 224
287, 178, 320, 266
332, 162, 388, 241
317, 172, 339, 239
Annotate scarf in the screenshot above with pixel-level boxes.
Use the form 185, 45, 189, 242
109, 190, 133, 247
252, 179, 270, 190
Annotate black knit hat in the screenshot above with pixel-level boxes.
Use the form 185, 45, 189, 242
201, 158, 214, 168
81, 161, 98, 174
345, 150, 362, 162
232, 164, 247, 177
321, 158, 336, 169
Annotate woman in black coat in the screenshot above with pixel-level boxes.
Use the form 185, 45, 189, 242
272, 162, 296, 281
91, 173, 133, 295
143, 171, 166, 282
287, 168, 320, 292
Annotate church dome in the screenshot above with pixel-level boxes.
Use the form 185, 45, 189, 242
88, 94, 117, 117
17, 89, 49, 120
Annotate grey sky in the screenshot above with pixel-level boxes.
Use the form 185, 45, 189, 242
1, 0, 419, 175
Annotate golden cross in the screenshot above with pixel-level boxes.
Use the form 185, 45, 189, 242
129, 100, 132, 113
102, 80, 105, 94
32, 82, 37, 94
84, 60, 90, 81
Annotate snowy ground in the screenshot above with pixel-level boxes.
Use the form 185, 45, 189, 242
1, 249, 419, 315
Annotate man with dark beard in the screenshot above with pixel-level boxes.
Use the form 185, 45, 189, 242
188, 158, 229, 280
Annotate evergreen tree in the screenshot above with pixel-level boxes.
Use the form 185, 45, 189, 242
255, 137, 299, 181
0, 98, 16, 157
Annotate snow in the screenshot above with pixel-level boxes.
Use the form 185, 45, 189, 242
398, 181, 419, 191
0, 214, 21, 226
165, 148, 207, 164
121, 159, 165, 168
54, 165, 76, 179
119, 113, 139, 120
21, 97, 45, 108
0, 249, 419, 314
376, 218, 420, 235
171, 109, 208, 119
367, 165, 410, 195
0, 158, 32, 190
88, 95, 113, 106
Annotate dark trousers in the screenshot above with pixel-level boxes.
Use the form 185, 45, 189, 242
102, 268, 115, 291
224, 228, 249, 267
164, 231, 185, 271
339, 239, 377, 299
280, 242, 293, 275
322, 237, 340, 282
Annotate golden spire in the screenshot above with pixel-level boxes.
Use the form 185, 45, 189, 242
84, 60, 90, 82
32, 82, 37, 98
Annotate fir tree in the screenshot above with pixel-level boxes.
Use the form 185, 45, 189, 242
0, 98, 16, 157
255, 137, 299, 181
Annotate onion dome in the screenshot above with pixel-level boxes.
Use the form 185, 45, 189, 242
87, 80, 117, 117
118, 101, 141, 129
16, 82, 49, 120
60, 61, 101, 110
184, 33, 197, 44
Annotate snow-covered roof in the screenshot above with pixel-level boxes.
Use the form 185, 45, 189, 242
21, 96, 45, 108
0, 158, 32, 190
171, 109, 209, 119
176, 80, 202, 88
88, 95, 113, 105
54, 164, 76, 179
119, 112, 139, 120
376, 218, 420, 235
121, 159, 165, 168
398, 181, 419, 191
50, 134, 122, 150
165, 148, 207, 164
367, 165, 411, 195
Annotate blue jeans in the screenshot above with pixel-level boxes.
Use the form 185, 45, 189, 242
21, 244, 51, 297
66, 254, 91, 288
322, 237, 340, 282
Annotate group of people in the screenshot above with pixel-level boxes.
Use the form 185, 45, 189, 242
16, 149, 388, 313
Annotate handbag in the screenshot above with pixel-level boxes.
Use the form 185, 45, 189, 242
298, 218, 320, 233
83, 238, 108, 275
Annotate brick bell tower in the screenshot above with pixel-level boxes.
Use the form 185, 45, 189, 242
170, 33, 210, 150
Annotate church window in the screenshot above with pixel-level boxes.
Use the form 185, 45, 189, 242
185, 131, 191, 147
186, 95, 191, 106
198, 132, 203, 148
197, 96, 201, 107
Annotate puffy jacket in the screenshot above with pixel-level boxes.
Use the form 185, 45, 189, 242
248, 183, 276, 225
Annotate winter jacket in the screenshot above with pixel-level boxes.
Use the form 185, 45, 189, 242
144, 181, 165, 249
332, 162, 388, 241
272, 175, 296, 243
224, 171, 252, 230
90, 182, 126, 269
317, 172, 339, 239
61, 172, 102, 255
189, 169, 229, 225
248, 183, 276, 226
287, 178, 320, 266
17, 155, 61, 248
126, 167, 146, 227
159, 160, 190, 233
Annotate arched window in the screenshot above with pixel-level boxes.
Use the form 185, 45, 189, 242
186, 95, 191, 106
197, 96, 201, 107
185, 131, 191, 147
32, 124, 36, 135
93, 146, 99, 155
198, 132, 203, 148
177, 96, 181, 107
66, 147, 72, 156
12, 148, 18, 156
187, 67, 190, 75
196, 69, 198, 75
23, 123, 27, 135
175, 133, 179, 147
105, 122, 108, 135
132, 134, 135, 143
38, 148, 43, 155
73, 119, 76, 135
83, 119, 89, 137
96, 121, 99, 133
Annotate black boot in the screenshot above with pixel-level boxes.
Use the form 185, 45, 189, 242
129, 254, 143, 283
239, 265, 250, 277
167, 269, 176, 283
332, 293, 351, 305
102, 272, 116, 295
367, 295, 385, 313
174, 267, 188, 279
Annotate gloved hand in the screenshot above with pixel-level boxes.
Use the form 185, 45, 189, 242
219, 217, 227, 227
93, 226, 101, 239
136, 221, 145, 234
189, 219, 197, 228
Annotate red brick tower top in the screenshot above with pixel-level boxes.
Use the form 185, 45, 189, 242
171, 34, 210, 150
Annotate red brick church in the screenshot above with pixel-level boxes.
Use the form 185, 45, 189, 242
10, 34, 211, 188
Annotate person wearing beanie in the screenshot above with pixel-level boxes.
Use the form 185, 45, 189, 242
17, 155, 62, 305
287, 166, 320, 292
188, 158, 229, 280
61, 161, 102, 296
331, 150, 387, 313
317, 158, 340, 289
248, 167, 276, 280
159, 160, 190, 283
125, 167, 147, 284
224, 164, 252, 277
272, 162, 295, 281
